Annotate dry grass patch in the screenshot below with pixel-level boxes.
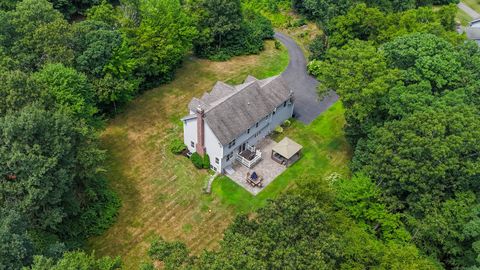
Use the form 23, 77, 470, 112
87, 41, 288, 269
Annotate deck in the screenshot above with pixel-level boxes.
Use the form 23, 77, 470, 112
225, 138, 286, 195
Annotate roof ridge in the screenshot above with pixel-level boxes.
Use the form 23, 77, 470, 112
259, 75, 281, 87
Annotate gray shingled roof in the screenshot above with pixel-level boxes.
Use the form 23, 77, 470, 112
187, 75, 292, 145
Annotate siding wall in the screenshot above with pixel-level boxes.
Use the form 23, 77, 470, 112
183, 116, 197, 153
183, 115, 224, 172
204, 123, 224, 172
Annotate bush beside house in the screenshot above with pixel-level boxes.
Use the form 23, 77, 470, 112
191, 153, 204, 169
170, 138, 186, 154
203, 154, 210, 169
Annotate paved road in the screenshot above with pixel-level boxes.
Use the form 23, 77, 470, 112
458, 2, 480, 20
274, 31, 338, 124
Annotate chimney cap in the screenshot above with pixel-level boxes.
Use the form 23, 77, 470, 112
196, 105, 204, 114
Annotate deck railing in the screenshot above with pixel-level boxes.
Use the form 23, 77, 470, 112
236, 150, 262, 168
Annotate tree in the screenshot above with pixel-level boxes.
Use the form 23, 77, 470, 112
0, 0, 104, 18
0, 69, 37, 117
93, 73, 138, 113
191, 0, 273, 60
85, 0, 119, 27
308, 34, 328, 61
192, 0, 243, 57
352, 103, 480, 213
327, 4, 387, 48
31, 63, 97, 120
27, 251, 121, 270
188, 191, 438, 269
0, 105, 119, 244
129, 0, 196, 86
72, 20, 122, 78
308, 40, 399, 145
334, 174, 411, 242
0, 106, 86, 230
0, 209, 33, 270
297, 0, 354, 26
377, 5, 459, 44
408, 192, 480, 268
383, 33, 462, 92
48, 0, 101, 18
148, 237, 190, 270
8, 0, 74, 71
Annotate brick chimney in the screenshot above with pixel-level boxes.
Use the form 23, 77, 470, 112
196, 106, 206, 156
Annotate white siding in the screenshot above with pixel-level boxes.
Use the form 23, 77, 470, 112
183, 116, 197, 153
271, 100, 294, 128
183, 116, 224, 172
204, 123, 223, 172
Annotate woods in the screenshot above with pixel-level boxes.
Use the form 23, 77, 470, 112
0, 0, 274, 268
308, 3, 480, 268
2, 0, 479, 269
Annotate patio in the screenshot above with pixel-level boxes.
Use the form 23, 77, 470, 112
225, 138, 287, 195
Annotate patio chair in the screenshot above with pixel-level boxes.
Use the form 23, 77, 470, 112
257, 177, 264, 188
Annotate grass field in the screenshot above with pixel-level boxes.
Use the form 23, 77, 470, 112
87, 41, 289, 268
212, 102, 351, 214
87, 38, 350, 268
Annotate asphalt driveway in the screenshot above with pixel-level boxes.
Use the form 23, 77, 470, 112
274, 31, 338, 124
458, 2, 480, 20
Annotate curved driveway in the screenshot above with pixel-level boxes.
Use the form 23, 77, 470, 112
458, 2, 480, 20
275, 31, 338, 124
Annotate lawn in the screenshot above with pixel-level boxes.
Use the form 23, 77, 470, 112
87, 38, 350, 269
212, 102, 351, 214
87, 41, 289, 268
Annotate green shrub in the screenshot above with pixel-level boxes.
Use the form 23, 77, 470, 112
282, 119, 291, 127
291, 18, 307, 27
191, 153, 203, 169
140, 262, 155, 270
309, 34, 328, 61
275, 126, 284, 133
274, 40, 281, 50
170, 138, 186, 154
203, 154, 211, 169
193, 8, 273, 61
148, 237, 190, 270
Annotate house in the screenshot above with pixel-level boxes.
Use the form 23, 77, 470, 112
466, 18, 480, 45
182, 75, 294, 173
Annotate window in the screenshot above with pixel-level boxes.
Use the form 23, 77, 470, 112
273, 110, 276, 115
228, 139, 236, 148
247, 128, 250, 134
227, 153, 233, 161
210, 165, 216, 171
256, 122, 259, 128
190, 141, 194, 147
215, 157, 219, 164
283, 101, 287, 107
